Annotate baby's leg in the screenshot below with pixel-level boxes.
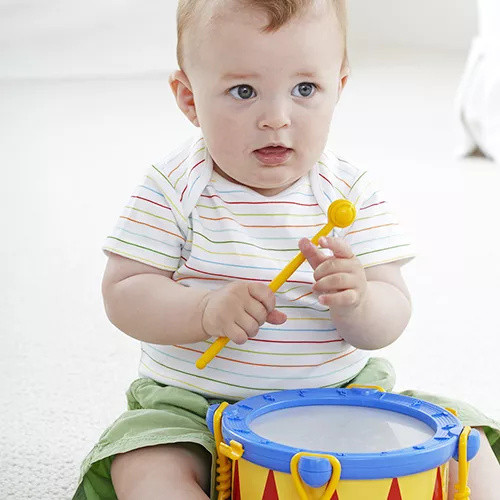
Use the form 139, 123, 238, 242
447, 427, 500, 500
111, 443, 211, 499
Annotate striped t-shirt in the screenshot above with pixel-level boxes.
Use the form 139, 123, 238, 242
104, 134, 414, 399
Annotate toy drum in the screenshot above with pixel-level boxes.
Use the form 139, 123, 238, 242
207, 386, 480, 500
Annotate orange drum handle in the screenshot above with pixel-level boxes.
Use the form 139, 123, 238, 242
453, 426, 472, 500
290, 452, 341, 500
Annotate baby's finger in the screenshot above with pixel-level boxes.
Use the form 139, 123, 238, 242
248, 283, 275, 313
319, 237, 354, 259
266, 309, 288, 325
313, 273, 355, 294
319, 289, 358, 309
226, 325, 249, 345
314, 256, 354, 282
244, 299, 269, 324
236, 314, 260, 338
298, 237, 329, 270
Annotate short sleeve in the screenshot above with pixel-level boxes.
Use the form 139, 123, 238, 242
340, 170, 415, 268
103, 173, 185, 271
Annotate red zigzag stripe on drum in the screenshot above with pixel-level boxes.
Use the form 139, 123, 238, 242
236, 467, 444, 499
387, 477, 402, 499
232, 460, 241, 500
433, 467, 443, 500
262, 470, 279, 499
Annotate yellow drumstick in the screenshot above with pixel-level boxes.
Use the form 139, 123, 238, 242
195, 199, 356, 370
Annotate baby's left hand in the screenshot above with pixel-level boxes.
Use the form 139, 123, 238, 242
299, 236, 367, 313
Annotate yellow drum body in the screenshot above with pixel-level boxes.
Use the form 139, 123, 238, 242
232, 458, 448, 499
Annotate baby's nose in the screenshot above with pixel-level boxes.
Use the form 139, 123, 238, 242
257, 99, 291, 130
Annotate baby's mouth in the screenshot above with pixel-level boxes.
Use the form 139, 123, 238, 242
253, 146, 293, 165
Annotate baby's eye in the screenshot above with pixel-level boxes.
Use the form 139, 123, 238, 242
292, 82, 317, 98
228, 84, 256, 100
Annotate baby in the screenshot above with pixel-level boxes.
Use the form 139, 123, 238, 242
73, 0, 500, 499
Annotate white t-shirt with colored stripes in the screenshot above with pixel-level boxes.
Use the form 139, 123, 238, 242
104, 134, 414, 399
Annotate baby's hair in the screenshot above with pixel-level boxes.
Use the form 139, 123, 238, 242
176, 0, 347, 70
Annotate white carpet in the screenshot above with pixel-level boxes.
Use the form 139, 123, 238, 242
1, 47, 499, 498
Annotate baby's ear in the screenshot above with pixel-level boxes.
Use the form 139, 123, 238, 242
169, 70, 200, 127
336, 66, 350, 102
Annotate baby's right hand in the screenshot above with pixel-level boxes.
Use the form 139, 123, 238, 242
201, 281, 287, 344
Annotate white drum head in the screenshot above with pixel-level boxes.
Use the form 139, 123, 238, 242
249, 405, 435, 453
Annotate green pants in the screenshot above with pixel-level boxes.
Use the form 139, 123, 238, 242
73, 357, 499, 500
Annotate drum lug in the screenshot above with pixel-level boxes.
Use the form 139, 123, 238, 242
290, 452, 341, 500
219, 440, 244, 461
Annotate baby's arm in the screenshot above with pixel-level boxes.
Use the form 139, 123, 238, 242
102, 253, 286, 345
102, 253, 211, 344
334, 261, 411, 350
299, 237, 411, 350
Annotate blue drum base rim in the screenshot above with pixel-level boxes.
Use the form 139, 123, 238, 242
207, 387, 478, 480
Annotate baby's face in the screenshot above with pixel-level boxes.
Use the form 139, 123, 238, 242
179, 2, 346, 196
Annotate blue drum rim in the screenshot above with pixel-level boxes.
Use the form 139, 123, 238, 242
217, 387, 463, 479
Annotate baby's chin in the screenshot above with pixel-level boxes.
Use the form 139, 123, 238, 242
213, 162, 304, 195
242, 176, 303, 196
248, 184, 292, 196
